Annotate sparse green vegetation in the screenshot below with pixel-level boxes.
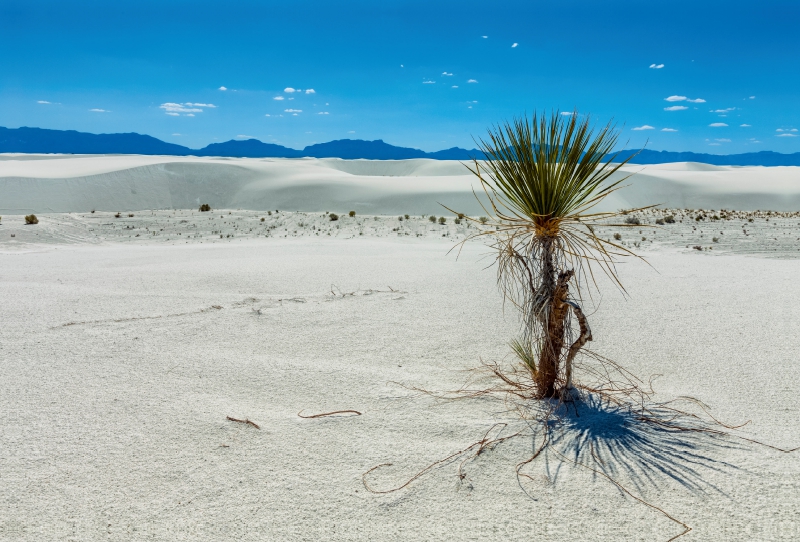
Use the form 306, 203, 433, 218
479, 216, 488, 224
428, 215, 437, 223
438, 216, 446, 225
349, 210, 356, 217
404, 214, 410, 219
199, 204, 211, 212
329, 213, 339, 221
614, 232, 622, 240
25, 214, 39, 224
625, 216, 641, 225
664, 215, 676, 224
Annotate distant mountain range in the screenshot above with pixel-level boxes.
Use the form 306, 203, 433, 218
2, 126, 800, 166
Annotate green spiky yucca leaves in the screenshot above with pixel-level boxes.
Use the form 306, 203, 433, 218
454, 111, 644, 398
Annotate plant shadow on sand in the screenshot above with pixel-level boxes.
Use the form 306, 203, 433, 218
529, 394, 743, 497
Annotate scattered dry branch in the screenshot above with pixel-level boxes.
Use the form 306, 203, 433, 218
226, 416, 260, 429
298, 410, 362, 418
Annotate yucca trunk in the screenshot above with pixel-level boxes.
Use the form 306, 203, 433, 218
535, 238, 573, 398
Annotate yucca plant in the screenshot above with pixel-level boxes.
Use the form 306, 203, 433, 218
456, 111, 643, 399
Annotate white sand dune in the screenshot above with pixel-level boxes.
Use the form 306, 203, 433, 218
2, 154, 800, 215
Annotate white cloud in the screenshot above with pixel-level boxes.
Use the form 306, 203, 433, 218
318, 111, 329, 115
481, 35, 487, 38
661, 128, 678, 132
284, 109, 302, 113
777, 133, 798, 137
305, 89, 315, 94
452, 85, 459, 88
218, 86, 227, 91
89, 108, 109, 112
172, 133, 181, 136
185, 103, 216, 108
423, 80, 435, 84
348, 130, 355, 133
709, 143, 721, 146
560, 112, 574, 116
711, 107, 735, 113
37, 100, 51, 104
793, 128, 799, 132
400, 64, 404, 67
467, 79, 478, 83
442, 72, 453, 76
749, 96, 756, 99
649, 63, 664, 69
665, 95, 687, 102
236, 135, 256, 139
264, 114, 271, 117
160, 102, 204, 115
632, 125, 655, 130
715, 138, 731, 142
511, 43, 518, 48
664, 105, 688, 111
284, 87, 296, 93
709, 123, 728, 127
686, 98, 706, 103
273, 96, 285, 101
740, 124, 751, 127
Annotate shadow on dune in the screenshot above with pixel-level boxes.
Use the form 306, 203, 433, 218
535, 395, 743, 495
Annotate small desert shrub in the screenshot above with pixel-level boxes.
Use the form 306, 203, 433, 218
457, 213, 465, 220
712, 237, 719, 243
25, 214, 39, 225
199, 204, 211, 212
91, 209, 95, 214
454, 218, 461, 225
748, 218, 753, 222
268, 211, 272, 216
712, 215, 720, 220
664, 215, 676, 224
404, 214, 409, 219
398, 216, 403, 221
329, 213, 339, 221
693, 245, 703, 251
438, 216, 446, 225
261, 217, 265, 222
641, 236, 646, 241
429, 215, 437, 223
114, 213, 121, 218
624, 216, 641, 225
479, 216, 488, 224
128, 213, 134, 217
655, 218, 665, 225
349, 210, 356, 217
613, 232, 622, 240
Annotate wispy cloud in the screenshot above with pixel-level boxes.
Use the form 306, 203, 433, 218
661, 128, 678, 132
273, 96, 285, 101
172, 133, 181, 136
318, 111, 329, 115
160, 102, 206, 115
715, 138, 731, 142
423, 80, 436, 84
649, 63, 664, 69
284, 109, 302, 113
664, 106, 688, 111
442, 72, 453, 76
218, 86, 227, 91
777, 133, 798, 137
305, 89, 315, 94
749, 96, 756, 99
236, 135, 256, 139
511, 43, 518, 48
37, 100, 51, 104
264, 114, 271, 117
348, 130, 355, 133
632, 125, 655, 131
452, 85, 459, 88
89, 108, 109, 113
709, 122, 728, 127
740, 124, 751, 127
467, 79, 478, 83
711, 107, 735, 113
481, 35, 488, 38
186, 103, 216, 108
665, 95, 705, 103
284, 87, 296, 93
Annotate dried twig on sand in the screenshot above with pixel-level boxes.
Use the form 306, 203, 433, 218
226, 416, 260, 429
298, 410, 362, 418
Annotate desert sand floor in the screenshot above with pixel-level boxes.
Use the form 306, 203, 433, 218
2, 214, 800, 541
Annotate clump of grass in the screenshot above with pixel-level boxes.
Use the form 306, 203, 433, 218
655, 218, 665, 225
454, 218, 462, 225
404, 214, 410, 219
329, 213, 339, 221
199, 204, 211, 212
457, 213, 465, 219
91, 209, 96, 214
268, 211, 272, 216
398, 216, 403, 221
712, 237, 719, 243
624, 216, 641, 225
613, 232, 622, 240
25, 214, 39, 225
438, 216, 446, 225
128, 213, 134, 217
479, 216, 488, 224
114, 212, 121, 218
664, 215, 676, 224
429, 215, 437, 223
260, 217, 265, 222
349, 211, 356, 217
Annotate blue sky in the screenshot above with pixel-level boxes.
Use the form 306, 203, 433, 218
1, 0, 799, 153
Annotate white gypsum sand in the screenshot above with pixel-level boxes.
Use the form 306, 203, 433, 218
2, 159, 800, 541
3, 154, 800, 215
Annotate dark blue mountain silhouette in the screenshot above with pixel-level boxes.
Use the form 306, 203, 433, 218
0, 126, 192, 155
2, 126, 799, 165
